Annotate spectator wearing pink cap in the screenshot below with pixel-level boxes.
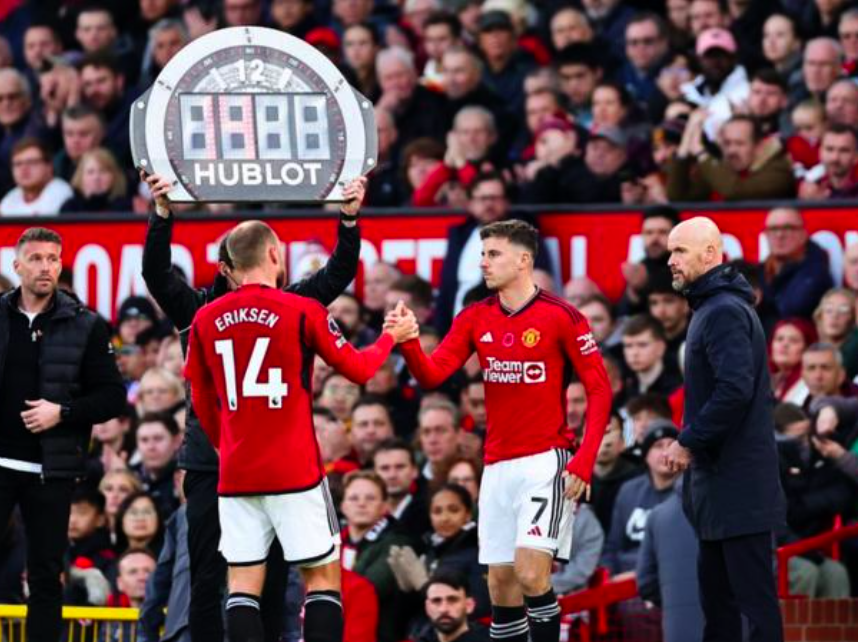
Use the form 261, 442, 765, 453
681, 27, 749, 141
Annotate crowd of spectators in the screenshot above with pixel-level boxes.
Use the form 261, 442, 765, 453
0, 201, 857, 642
3, 0, 858, 215
1, 0, 858, 640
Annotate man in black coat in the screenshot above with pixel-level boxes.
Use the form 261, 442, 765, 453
0, 227, 126, 642
663, 217, 786, 642
141, 173, 365, 642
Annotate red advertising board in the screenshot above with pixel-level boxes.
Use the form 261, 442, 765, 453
1, 207, 856, 320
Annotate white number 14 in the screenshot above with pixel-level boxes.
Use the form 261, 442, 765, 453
214, 338, 289, 410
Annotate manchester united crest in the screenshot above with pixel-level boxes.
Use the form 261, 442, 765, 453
522, 328, 541, 348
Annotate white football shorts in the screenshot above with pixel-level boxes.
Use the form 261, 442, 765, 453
478, 448, 575, 565
219, 477, 340, 567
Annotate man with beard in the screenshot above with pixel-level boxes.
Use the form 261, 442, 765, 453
618, 206, 679, 316
799, 124, 858, 199
417, 570, 490, 642
748, 69, 790, 137
79, 52, 137, 168
141, 173, 366, 642
681, 28, 749, 141
663, 217, 785, 642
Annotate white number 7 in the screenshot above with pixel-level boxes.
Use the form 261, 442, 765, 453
214, 338, 289, 410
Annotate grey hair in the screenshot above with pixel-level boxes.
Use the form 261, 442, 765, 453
454, 105, 496, 134
806, 37, 844, 62
804, 342, 844, 366
840, 7, 858, 25
418, 397, 460, 427
376, 46, 416, 75
0, 68, 31, 103
149, 18, 189, 42
443, 44, 484, 73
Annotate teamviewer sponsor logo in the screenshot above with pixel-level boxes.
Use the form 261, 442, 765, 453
484, 358, 546, 384
523, 362, 546, 384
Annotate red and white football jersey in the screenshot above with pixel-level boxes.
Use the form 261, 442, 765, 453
185, 283, 394, 495
401, 289, 611, 481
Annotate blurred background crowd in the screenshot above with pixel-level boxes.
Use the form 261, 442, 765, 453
1, 0, 858, 640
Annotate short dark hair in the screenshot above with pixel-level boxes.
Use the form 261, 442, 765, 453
823, 122, 858, 146
345, 21, 381, 46
424, 11, 461, 38
352, 394, 392, 416
467, 170, 509, 199
16, 227, 62, 252
117, 547, 157, 567
607, 409, 624, 433
691, 0, 727, 13
463, 282, 492, 307
480, 220, 540, 259
642, 205, 680, 227
728, 259, 760, 290
79, 50, 124, 76
554, 43, 602, 71
424, 568, 471, 596
645, 268, 681, 298
137, 411, 181, 437
579, 293, 615, 319
312, 405, 337, 421
12, 137, 52, 162
598, 81, 633, 109
62, 104, 105, 127
373, 437, 416, 466
78, 3, 116, 22
627, 11, 668, 40
752, 67, 788, 93
71, 484, 106, 512
390, 274, 434, 310
625, 392, 672, 419
622, 314, 667, 342
430, 483, 474, 513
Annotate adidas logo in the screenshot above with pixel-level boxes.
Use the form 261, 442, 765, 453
480, 332, 493, 343
527, 525, 542, 537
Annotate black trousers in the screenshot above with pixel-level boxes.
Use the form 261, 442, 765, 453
184, 470, 289, 642
0, 467, 74, 642
698, 532, 783, 642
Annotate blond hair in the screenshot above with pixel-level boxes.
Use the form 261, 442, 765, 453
71, 148, 127, 200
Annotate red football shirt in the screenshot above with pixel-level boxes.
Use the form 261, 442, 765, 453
401, 289, 612, 482
185, 283, 394, 495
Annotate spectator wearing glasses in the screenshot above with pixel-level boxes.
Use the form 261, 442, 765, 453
1, 138, 72, 217
758, 207, 834, 335
792, 37, 844, 107
0, 67, 51, 191
813, 288, 858, 380
839, 9, 858, 76
619, 12, 671, 106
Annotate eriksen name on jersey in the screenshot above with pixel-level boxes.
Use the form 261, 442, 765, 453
214, 307, 280, 332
